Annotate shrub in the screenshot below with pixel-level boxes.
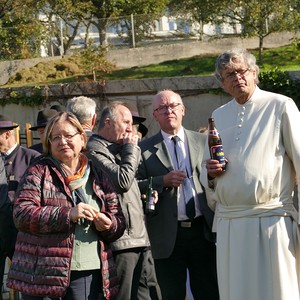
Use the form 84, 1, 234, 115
258, 68, 300, 107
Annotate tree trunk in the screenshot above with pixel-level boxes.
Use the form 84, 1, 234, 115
96, 19, 108, 47
198, 18, 203, 41
93, 69, 97, 81
258, 36, 264, 65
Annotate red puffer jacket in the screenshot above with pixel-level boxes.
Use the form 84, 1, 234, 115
7, 156, 125, 299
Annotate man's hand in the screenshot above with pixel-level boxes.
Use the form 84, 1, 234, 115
206, 159, 226, 178
141, 190, 159, 203
163, 170, 186, 188
123, 133, 139, 145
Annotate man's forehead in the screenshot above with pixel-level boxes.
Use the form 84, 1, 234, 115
223, 57, 246, 70
116, 106, 131, 120
156, 95, 178, 105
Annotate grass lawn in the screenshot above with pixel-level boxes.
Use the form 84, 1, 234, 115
3, 44, 300, 87
102, 44, 300, 81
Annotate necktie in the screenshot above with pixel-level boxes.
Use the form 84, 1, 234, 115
172, 136, 195, 220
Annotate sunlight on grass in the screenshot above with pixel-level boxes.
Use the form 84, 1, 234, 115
3, 44, 300, 87
102, 44, 299, 81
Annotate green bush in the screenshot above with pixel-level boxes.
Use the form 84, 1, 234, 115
258, 68, 300, 107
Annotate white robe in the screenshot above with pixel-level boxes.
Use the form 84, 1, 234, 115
201, 87, 300, 300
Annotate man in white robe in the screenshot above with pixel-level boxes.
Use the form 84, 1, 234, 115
201, 48, 300, 300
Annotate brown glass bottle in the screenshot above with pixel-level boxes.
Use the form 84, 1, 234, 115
208, 117, 226, 170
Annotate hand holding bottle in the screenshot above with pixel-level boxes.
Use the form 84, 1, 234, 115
145, 177, 156, 215
206, 158, 227, 179
208, 117, 227, 172
141, 191, 158, 203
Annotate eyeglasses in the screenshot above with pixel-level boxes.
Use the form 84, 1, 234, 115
49, 132, 80, 144
223, 68, 251, 81
154, 103, 182, 114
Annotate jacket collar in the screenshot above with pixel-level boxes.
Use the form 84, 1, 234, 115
152, 129, 200, 172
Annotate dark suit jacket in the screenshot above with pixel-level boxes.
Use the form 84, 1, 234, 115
0, 145, 40, 257
0, 159, 8, 208
138, 129, 215, 259
29, 142, 43, 154
3, 145, 40, 203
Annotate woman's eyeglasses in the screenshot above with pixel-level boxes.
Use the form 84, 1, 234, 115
49, 132, 80, 144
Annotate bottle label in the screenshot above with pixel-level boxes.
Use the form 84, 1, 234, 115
146, 203, 155, 210
210, 145, 226, 166
208, 129, 218, 136
146, 196, 155, 214
147, 196, 155, 205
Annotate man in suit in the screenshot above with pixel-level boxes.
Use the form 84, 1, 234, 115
137, 90, 219, 300
0, 115, 40, 298
0, 158, 8, 300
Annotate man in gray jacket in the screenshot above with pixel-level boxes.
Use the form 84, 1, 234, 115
86, 101, 158, 300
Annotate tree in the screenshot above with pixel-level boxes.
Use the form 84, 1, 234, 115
167, 0, 226, 40
83, 0, 168, 47
74, 39, 115, 81
0, 0, 94, 58
38, 0, 93, 55
0, 0, 46, 59
83, 0, 119, 47
0, 0, 14, 19
114, 0, 169, 46
219, 0, 297, 64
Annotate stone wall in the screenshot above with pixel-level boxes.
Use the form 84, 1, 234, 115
0, 75, 231, 145
1, 68, 300, 146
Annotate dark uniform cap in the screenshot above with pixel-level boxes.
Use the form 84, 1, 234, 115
0, 115, 19, 130
131, 111, 148, 138
29, 108, 58, 131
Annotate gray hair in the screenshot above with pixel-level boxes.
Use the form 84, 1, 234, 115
215, 48, 260, 83
98, 101, 128, 130
66, 96, 96, 123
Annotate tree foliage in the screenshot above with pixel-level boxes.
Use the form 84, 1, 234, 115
218, 0, 298, 64
74, 39, 115, 81
112, 0, 168, 46
167, 0, 226, 40
84, 0, 168, 46
0, 0, 46, 59
167, 0, 300, 62
37, 0, 93, 55
1, 0, 299, 61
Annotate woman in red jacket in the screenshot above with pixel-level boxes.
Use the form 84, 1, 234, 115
7, 112, 125, 300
